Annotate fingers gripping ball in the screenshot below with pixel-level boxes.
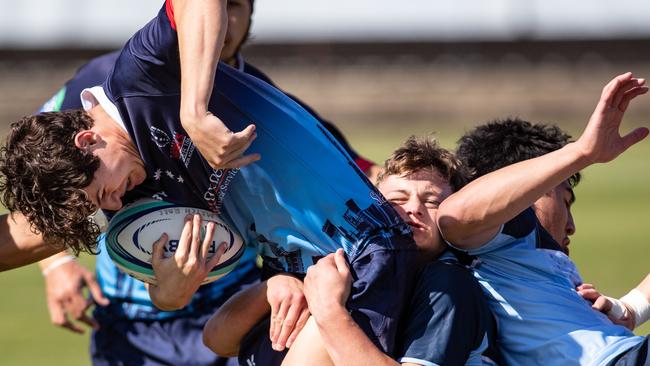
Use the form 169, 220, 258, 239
105, 198, 244, 285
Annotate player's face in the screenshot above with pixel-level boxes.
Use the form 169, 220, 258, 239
79, 131, 147, 211
222, 0, 252, 62
378, 169, 453, 260
533, 180, 576, 255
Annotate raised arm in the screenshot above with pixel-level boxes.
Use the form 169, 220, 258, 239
173, 0, 259, 170
438, 73, 648, 249
0, 212, 61, 271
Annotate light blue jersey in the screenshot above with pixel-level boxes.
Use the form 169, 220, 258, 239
460, 208, 643, 366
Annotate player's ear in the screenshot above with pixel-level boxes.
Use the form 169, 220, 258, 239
74, 130, 99, 152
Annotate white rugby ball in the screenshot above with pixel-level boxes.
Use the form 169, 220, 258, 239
105, 198, 245, 285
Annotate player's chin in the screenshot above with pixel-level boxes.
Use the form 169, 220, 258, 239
412, 231, 433, 248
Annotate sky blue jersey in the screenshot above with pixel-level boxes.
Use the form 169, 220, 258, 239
460, 208, 643, 365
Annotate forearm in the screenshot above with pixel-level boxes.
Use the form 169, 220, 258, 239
634, 273, 650, 299
174, 0, 227, 120
0, 213, 61, 271
203, 281, 271, 356
621, 273, 650, 328
438, 142, 589, 248
314, 306, 398, 366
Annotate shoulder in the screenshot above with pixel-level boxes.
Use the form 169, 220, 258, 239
464, 207, 545, 256
397, 261, 493, 365
242, 62, 277, 86
413, 261, 483, 307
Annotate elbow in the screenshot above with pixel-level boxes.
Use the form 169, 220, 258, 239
202, 312, 239, 357
437, 198, 475, 247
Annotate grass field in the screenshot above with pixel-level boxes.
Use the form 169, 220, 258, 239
0, 121, 648, 365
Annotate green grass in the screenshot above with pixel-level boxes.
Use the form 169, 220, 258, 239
0, 124, 649, 365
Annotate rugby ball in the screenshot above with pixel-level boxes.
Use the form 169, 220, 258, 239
105, 198, 245, 285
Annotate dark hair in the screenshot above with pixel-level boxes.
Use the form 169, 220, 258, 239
0, 110, 101, 254
456, 117, 581, 187
377, 135, 469, 192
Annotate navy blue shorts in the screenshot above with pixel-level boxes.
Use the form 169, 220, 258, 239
346, 236, 418, 356
91, 310, 237, 366
238, 317, 287, 366
612, 336, 650, 366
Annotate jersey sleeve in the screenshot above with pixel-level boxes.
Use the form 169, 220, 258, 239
396, 262, 491, 366
106, 2, 182, 100
458, 207, 539, 256
39, 51, 120, 113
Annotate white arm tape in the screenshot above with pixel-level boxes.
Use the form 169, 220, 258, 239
621, 289, 650, 328
41, 255, 76, 277
605, 296, 627, 320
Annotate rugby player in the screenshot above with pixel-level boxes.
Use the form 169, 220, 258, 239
439, 72, 650, 365
28, 0, 375, 364
210, 136, 502, 366
0, 0, 417, 361
456, 118, 650, 333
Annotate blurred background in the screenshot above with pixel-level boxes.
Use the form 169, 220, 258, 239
1, 0, 649, 364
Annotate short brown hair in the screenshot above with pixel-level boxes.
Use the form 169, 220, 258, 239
0, 110, 101, 254
377, 135, 469, 192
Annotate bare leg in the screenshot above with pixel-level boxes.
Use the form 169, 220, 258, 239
282, 316, 333, 366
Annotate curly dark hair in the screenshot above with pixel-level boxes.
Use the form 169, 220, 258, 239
0, 110, 101, 254
456, 117, 581, 187
377, 135, 469, 192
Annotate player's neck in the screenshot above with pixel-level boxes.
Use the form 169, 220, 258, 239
87, 105, 133, 145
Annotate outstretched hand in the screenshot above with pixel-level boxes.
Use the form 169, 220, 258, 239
42, 258, 109, 334
182, 112, 260, 170
148, 214, 226, 311
576, 72, 649, 165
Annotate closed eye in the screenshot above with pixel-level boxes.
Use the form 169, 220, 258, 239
425, 201, 441, 209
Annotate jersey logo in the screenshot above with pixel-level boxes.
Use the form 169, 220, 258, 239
203, 168, 239, 213
171, 132, 195, 167
150, 126, 170, 148
539, 248, 583, 287
150, 127, 196, 167
245, 355, 256, 366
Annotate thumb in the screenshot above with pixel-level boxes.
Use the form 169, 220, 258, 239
151, 233, 168, 268
621, 127, 649, 152
84, 272, 110, 306
593, 296, 614, 313
333, 248, 349, 274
